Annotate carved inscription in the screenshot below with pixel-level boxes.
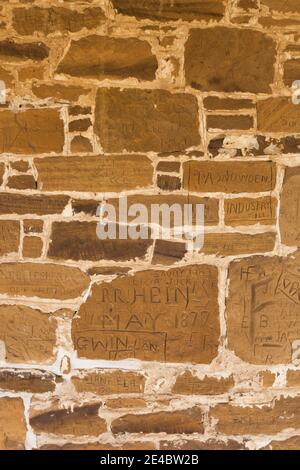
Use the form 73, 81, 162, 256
227, 252, 300, 364
0, 263, 89, 300
72, 265, 220, 364
280, 167, 300, 246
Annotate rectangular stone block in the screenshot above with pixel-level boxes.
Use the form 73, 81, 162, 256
72, 265, 220, 364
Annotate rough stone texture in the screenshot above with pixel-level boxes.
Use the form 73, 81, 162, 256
0, 109, 64, 154
95, 88, 200, 152
0, 398, 26, 450
227, 252, 300, 364
0, 305, 57, 363
57, 35, 158, 81
111, 408, 204, 434
35, 155, 153, 192
185, 28, 276, 92
280, 167, 300, 247
111, 0, 226, 21
72, 265, 219, 363
0, 0, 300, 452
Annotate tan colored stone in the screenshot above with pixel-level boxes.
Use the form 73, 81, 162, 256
0, 398, 26, 450
204, 96, 254, 110
227, 252, 300, 364
0, 109, 64, 154
72, 370, 145, 395
206, 115, 253, 130
57, 35, 158, 81
32, 83, 90, 102
286, 370, 300, 387
183, 161, 276, 193
173, 371, 234, 395
263, 436, 300, 451
280, 167, 300, 246
7, 174, 36, 190
0, 263, 89, 300
71, 136, 93, 154
211, 395, 300, 434
95, 88, 200, 153
23, 236, 43, 259
48, 221, 152, 261
111, 0, 225, 21
284, 59, 300, 87
112, 407, 204, 434
23, 220, 43, 234
0, 305, 57, 363
261, 0, 300, 14
40, 441, 155, 450
13, 6, 105, 35
160, 439, 246, 450
0, 221, 20, 256
105, 398, 147, 409
18, 65, 44, 82
0, 39, 49, 62
10, 160, 29, 172
30, 403, 106, 436
225, 197, 277, 226
185, 28, 275, 92
69, 118, 91, 133
0, 193, 69, 215
202, 232, 276, 256
72, 265, 220, 364
258, 371, 276, 388
35, 155, 153, 192
152, 240, 187, 265
257, 98, 300, 133
0, 369, 61, 393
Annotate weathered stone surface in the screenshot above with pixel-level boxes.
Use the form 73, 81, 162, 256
111, 407, 204, 434
185, 28, 276, 92
105, 398, 147, 409
71, 136, 93, 154
0, 263, 89, 300
32, 83, 90, 102
0, 221, 20, 256
261, 0, 300, 14
69, 118, 91, 133
72, 265, 220, 363
0, 305, 57, 363
280, 167, 300, 246
23, 220, 44, 234
57, 35, 158, 81
40, 441, 156, 450
95, 88, 200, 153
0, 369, 61, 393
183, 161, 276, 193
48, 221, 152, 261
173, 371, 234, 395
111, 0, 225, 21
283, 59, 300, 87
156, 161, 181, 173
0, 398, 26, 450
23, 236, 43, 259
227, 252, 300, 364
204, 231, 276, 256
152, 240, 187, 265
204, 96, 254, 110
35, 155, 153, 192
206, 114, 253, 130
286, 370, 300, 387
257, 98, 300, 133
160, 439, 246, 450
72, 370, 145, 395
0, 109, 64, 154
225, 197, 277, 226
10, 160, 29, 172
157, 174, 181, 190
7, 175, 36, 190
73, 194, 219, 226
0, 39, 49, 62
30, 403, 106, 436
263, 436, 300, 451
211, 396, 300, 435
13, 7, 105, 35
0, 193, 69, 215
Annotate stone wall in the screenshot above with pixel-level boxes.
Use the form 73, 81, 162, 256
0, 0, 300, 451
